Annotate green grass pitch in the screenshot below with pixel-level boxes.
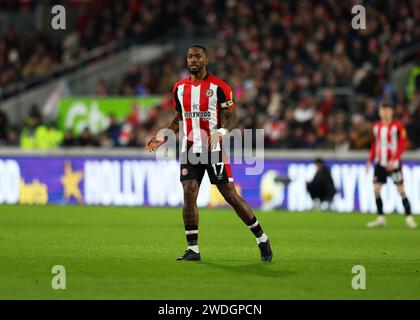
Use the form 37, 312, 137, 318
0, 205, 419, 299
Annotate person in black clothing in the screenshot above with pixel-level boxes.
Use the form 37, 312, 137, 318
62, 129, 76, 147
106, 113, 122, 147
306, 158, 336, 210
78, 127, 95, 147
0, 110, 8, 144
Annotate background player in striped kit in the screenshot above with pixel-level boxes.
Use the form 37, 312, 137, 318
146, 45, 273, 261
366, 102, 417, 228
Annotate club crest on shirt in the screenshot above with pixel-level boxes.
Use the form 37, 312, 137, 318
206, 89, 213, 97
181, 168, 189, 176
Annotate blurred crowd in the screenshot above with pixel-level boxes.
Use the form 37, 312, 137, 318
0, 0, 191, 90
1, 0, 420, 150
0, 102, 173, 149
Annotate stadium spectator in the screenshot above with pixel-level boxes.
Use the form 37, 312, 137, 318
126, 101, 141, 128
19, 114, 62, 149
5, 127, 19, 146
19, 111, 42, 148
105, 114, 122, 147
78, 127, 95, 147
348, 114, 371, 150
97, 132, 113, 148
62, 130, 77, 147
0, 110, 8, 143
96, 79, 108, 97
353, 62, 380, 97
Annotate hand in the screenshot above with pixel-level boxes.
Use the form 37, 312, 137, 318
386, 160, 395, 172
145, 136, 165, 152
208, 131, 223, 151
365, 161, 371, 173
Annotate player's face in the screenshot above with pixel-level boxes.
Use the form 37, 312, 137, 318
379, 106, 393, 122
187, 48, 208, 75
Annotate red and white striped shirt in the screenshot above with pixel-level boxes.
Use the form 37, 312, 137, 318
369, 120, 407, 167
172, 72, 235, 153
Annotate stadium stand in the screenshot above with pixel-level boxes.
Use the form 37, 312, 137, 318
0, 0, 419, 150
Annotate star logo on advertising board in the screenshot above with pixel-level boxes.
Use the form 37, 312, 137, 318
61, 161, 83, 204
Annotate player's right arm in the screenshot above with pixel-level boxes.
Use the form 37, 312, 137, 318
366, 124, 376, 171
145, 111, 181, 152
146, 83, 182, 152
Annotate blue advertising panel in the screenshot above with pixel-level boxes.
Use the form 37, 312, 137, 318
0, 156, 419, 214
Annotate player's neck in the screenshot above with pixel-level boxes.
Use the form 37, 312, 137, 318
190, 70, 208, 82
381, 119, 393, 125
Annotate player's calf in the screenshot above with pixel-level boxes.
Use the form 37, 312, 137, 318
218, 183, 273, 261
397, 185, 417, 228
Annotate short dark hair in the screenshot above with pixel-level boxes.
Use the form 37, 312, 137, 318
189, 44, 208, 56
380, 101, 394, 109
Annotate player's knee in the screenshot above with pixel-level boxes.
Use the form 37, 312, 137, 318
398, 189, 406, 197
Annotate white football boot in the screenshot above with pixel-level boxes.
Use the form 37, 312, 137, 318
406, 216, 418, 229
367, 215, 387, 228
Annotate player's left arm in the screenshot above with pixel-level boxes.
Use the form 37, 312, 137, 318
209, 107, 237, 150
393, 123, 407, 162
220, 107, 238, 132
209, 83, 237, 149
387, 123, 407, 171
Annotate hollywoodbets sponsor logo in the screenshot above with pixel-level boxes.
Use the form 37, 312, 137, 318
184, 111, 211, 120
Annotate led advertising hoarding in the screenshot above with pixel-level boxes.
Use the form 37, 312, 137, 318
1, 156, 419, 214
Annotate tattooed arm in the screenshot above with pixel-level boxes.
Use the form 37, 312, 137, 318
209, 107, 238, 150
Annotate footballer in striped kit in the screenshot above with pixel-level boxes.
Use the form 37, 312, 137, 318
366, 102, 417, 228
146, 45, 272, 261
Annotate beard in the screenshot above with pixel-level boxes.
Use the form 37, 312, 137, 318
189, 65, 201, 74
